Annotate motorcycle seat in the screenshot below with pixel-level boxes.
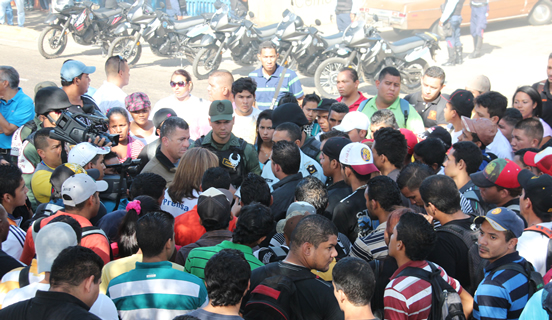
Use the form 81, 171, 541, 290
94, 8, 123, 20
174, 16, 204, 30
322, 32, 343, 46
388, 36, 425, 54
255, 23, 278, 38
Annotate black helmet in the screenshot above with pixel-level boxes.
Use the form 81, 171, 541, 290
34, 87, 72, 116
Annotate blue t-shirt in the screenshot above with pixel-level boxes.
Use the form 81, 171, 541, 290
0, 88, 34, 149
249, 64, 304, 110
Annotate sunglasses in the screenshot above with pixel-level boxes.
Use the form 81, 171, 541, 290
170, 81, 187, 88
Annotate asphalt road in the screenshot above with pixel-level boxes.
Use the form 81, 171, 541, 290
1, 9, 552, 105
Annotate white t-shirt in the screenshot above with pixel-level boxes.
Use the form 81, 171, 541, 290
92, 81, 128, 116
160, 189, 200, 218
540, 118, 552, 138
2, 282, 118, 320
232, 108, 261, 145
150, 95, 211, 141
486, 129, 513, 160
518, 221, 552, 276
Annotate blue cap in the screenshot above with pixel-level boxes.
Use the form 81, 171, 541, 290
474, 207, 525, 238
60, 60, 96, 82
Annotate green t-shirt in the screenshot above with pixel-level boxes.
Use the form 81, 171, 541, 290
360, 96, 425, 135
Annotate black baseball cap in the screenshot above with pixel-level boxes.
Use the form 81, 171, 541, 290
313, 98, 338, 112
420, 126, 452, 150
272, 103, 308, 128
197, 188, 233, 224
153, 108, 177, 136
518, 169, 552, 215
322, 137, 352, 160
445, 89, 474, 118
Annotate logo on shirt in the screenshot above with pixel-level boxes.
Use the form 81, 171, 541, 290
428, 110, 437, 120
361, 148, 371, 162
491, 208, 501, 215
307, 165, 317, 175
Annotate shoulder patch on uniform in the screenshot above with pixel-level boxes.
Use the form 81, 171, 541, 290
307, 165, 317, 175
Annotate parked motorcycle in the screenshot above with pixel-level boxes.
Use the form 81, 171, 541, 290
38, 0, 131, 59
192, 3, 278, 80
107, 0, 210, 66
314, 17, 440, 98
271, 10, 343, 77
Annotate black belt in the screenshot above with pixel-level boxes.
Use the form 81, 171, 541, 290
0, 148, 10, 155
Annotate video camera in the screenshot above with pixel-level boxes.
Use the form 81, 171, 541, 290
100, 158, 142, 210
49, 110, 120, 146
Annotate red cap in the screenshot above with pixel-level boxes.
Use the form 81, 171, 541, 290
524, 147, 552, 175
400, 128, 418, 155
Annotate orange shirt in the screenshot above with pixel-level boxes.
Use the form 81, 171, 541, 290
174, 205, 237, 247
20, 211, 111, 265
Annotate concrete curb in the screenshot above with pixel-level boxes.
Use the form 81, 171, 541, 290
0, 25, 40, 41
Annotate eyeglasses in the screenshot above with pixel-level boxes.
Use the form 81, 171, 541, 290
114, 55, 127, 74
170, 81, 187, 88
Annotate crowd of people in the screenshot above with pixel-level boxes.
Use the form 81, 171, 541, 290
1, 42, 552, 320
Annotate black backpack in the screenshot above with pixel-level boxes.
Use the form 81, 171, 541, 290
243, 263, 315, 320
436, 223, 488, 295
397, 261, 466, 320
492, 260, 544, 299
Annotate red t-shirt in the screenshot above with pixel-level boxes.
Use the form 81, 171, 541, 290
337, 91, 368, 112
20, 211, 111, 265
174, 205, 237, 247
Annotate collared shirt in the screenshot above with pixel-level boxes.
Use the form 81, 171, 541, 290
92, 81, 128, 115
405, 91, 449, 128
185, 240, 264, 280
350, 221, 387, 262
100, 254, 184, 295
473, 252, 530, 320
262, 149, 326, 191
337, 91, 368, 112
0, 88, 34, 149
249, 64, 304, 110
107, 261, 208, 320
359, 96, 425, 134
150, 94, 211, 140
486, 129, 513, 160
384, 260, 463, 320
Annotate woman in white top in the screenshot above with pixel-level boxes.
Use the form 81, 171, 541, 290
161, 148, 219, 217
150, 69, 211, 140
126, 92, 157, 145
512, 86, 552, 146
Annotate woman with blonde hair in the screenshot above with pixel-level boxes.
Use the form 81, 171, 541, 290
161, 148, 219, 217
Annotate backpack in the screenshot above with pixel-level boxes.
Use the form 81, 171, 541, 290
492, 259, 544, 299
524, 225, 552, 272
462, 187, 486, 217
437, 223, 488, 295
194, 136, 248, 187
357, 98, 411, 127
397, 261, 466, 320
243, 262, 315, 320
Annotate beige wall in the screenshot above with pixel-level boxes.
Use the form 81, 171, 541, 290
249, 0, 337, 26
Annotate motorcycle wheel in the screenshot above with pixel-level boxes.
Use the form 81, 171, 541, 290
38, 25, 68, 59
400, 58, 428, 94
108, 36, 142, 66
193, 47, 222, 80
314, 57, 350, 99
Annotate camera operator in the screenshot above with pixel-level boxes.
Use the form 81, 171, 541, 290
60, 60, 101, 120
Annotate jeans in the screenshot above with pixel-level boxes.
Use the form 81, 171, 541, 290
336, 12, 351, 32
0, 0, 13, 25
445, 15, 462, 48
14, 0, 24, 26
470, 5, 488, 37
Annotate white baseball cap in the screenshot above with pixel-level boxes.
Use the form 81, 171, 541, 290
339, 142, 379, 175
61, 174, 108, 206
332, 111, 370, 132
68, 142, 110, 167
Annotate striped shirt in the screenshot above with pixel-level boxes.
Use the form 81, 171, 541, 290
107, 261, 208, 320
384, 260, 463, 320
350, 222, 388, 262
473, 252, 530, 320
185, 240, 263, 280
5, 217, 26, 260
249, 64, 304, 110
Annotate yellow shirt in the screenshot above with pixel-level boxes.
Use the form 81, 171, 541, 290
30, 164, 55, 204
100, 254, 184, 294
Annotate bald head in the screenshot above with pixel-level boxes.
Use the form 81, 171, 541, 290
208, 70, 234, 101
